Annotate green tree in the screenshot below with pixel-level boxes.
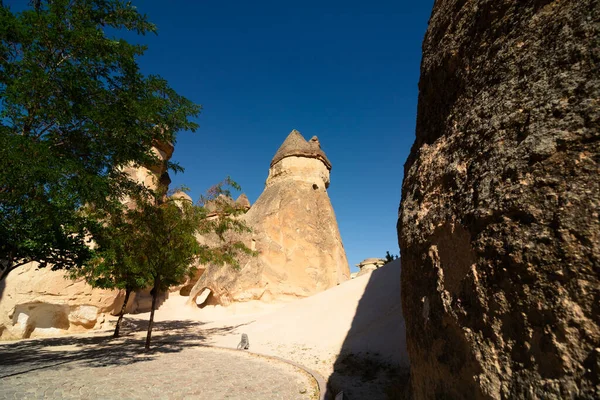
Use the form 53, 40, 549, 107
384, 251, 398, 264
70, 208, 153, 338
0, 0, 200, 279
137, 180, 253, 350
80, 179, 253, 348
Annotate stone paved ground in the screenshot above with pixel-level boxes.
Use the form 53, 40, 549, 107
0, 327, 318, 400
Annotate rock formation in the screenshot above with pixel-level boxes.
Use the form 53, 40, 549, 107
355, 258, 386, 278
188, 130, 350, 305
120, 140, 174, 207
398, 1, 599, 399
0, 263, 123, 340
107, 140, 177, 313
235, 194, 251, 211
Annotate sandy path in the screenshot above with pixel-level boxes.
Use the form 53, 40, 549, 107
130, 259, 408, 391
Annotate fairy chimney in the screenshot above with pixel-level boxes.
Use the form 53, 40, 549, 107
188, 130, 350, 305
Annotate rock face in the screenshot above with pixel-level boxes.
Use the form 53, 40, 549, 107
121, 140, 175, 208
398, 1, 599, 399
189, 130, 350, 305
355, 258, 386, 278
0, 263, 123, 340
235, 194, 251, 211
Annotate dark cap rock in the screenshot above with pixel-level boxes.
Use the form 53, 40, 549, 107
270, 130, 332, 170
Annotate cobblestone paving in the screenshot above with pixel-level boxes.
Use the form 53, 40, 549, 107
0, 334, 317, 400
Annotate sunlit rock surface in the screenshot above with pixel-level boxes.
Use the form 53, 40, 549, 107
189, 130, 350, 306
0, 262, 122, 340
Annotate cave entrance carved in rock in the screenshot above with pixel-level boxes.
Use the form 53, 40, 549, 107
194, 288, 219, 309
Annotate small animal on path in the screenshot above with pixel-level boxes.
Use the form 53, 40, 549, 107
237, 333, 249, 350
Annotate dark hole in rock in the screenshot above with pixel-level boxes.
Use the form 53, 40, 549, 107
313, 184, 319, 190
179, 285, 193, 296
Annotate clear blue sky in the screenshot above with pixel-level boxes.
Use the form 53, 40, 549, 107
10, 0, 434, 272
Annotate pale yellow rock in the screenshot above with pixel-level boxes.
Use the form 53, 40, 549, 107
356, 265, 378, 278
68, 305, 100, 328
356, 258, 386, 268
120, 140, 174, 208
188, 130, 350, 306
171, 190, 193, 203
355, 257, 386, 277
0, 262, 123, 340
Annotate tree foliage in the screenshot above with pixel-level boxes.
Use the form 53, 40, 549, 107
384, 251, 398, 264
0, 0, 200, 278
136, 180, 254, 350
70, 202, 153, 337
73, 178, 254, 346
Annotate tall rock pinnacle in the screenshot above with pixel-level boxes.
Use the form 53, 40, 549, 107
188, 130, 350, 305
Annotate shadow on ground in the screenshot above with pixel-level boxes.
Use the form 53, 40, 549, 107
324, 260, 411, 400
0, 318, 249, 380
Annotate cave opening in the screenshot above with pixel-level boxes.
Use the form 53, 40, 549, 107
195, 288, 219, 309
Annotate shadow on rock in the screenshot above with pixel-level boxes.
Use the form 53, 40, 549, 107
324, 260, 410, 400
0, 318, 250, 379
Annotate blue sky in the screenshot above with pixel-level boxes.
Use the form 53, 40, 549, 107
9, 0, 434, 272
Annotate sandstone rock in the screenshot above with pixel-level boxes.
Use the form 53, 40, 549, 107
178, 268, 205, 296
235, 194, 251, 211
355, 258, 386, 278
398, 1, 599, 399
271, 129, 331, 171
204, 194, 235, 215
120, 140, 174, 209
121, 164, 162, 196
356, 258, 386, 269
112, 141, 174, 314
0, 262, 123, 340
188, 130, 350, 306
171, 190, 193, 203
151, 140, 174, 167
356, 266, 377, 278
355, 268, 374, 279
123, 288, 168, 314
170, 190, 193, 211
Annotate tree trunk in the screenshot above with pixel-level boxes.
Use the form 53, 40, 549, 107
113, 287, 132, 338
144, 277, 160, 351
0, 260, 10, 281
0, 251, 15, 282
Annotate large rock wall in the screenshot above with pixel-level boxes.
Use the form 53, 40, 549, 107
398, 1, 599, 399
0, 263, 124, 340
